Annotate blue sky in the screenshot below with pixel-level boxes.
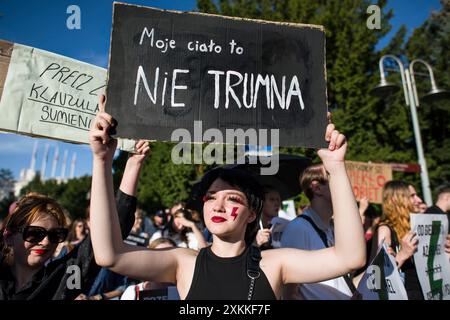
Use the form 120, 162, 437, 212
0, 0, 442, 180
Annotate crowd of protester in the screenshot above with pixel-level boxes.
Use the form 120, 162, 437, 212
1, 95, 449, 300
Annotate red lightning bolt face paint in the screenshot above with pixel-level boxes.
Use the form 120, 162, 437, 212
231, 207, 238, 221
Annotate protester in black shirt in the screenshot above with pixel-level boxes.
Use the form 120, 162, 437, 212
88, 95, 365, 300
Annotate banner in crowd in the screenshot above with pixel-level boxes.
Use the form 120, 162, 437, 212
124, 233, 150, 247
345, 161, 392, 204
121, 283, 180, 300
278, 200, 296, 220
0, 40, 134, 151
410, 213, 450, 300
137, 286, 180, 300
270, 216, 290, 248
107, 3, 328, 148
356, 243, 408, 300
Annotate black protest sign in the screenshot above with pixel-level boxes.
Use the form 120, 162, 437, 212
107, 3, 328, 148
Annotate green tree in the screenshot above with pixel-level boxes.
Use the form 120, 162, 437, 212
403, 0, 450, 194
19, 175, 91, 219
370, 0, 449, 194
58, 176, 91, 219
0, 168, 15, 197
197, 0, 394, 162
107, 0, 448, 213
196, 0, 395, 207
20, 174, 64, 199
113, 142, 204, 214
196, 0, 449, 200
0, 168, 15, 219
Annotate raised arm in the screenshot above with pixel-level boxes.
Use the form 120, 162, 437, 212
89, 94, 182, 284
119, 140, 150, 196
116, 140, 150, 238
177, 216, 208, 249
273, 123, 366, 284
319, 123, 366, 272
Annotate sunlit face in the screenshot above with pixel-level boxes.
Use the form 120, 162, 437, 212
173, 213, 185, 232
263, 190, 281, 218
203, 178, 256, 240
75, 222, 86, 237
322, 182, 332, 202
408, 185, 423, 212
11, 215, 61, 269
154, 215, 164, 227
170, 204, 183, 216
133, 216, 143, 231
311, 178, 331, 203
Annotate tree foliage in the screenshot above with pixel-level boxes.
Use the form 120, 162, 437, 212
403, 0, 450, 194
19, 175, 91, 220
197, 0, 449, 200
0, 169, 15, 219
113, 142, 212, 214
14, 1, 449, 216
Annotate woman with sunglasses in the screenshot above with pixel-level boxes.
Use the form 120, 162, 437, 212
0, 140, 149, 300
88, 95, 366, 300
1, 193, 69, 299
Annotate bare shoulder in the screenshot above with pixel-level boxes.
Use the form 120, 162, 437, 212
377, 224, 391, 237
260, 248, 292, 299
173, 247, 199, 264
260, 248, 296, 277
377, 224, 392, 245
261, 247, 297, 260
173, 247, 201, 299
261, 247, 281, 260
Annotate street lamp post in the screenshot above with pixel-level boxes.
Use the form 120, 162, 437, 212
372, 55, 450, 206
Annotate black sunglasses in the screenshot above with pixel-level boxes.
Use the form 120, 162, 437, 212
18, 225, 68, 244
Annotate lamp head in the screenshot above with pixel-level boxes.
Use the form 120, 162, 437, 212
422, 87, 450, 103
371, 79, 400, 98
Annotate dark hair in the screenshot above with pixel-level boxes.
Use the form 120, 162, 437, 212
169, 201, 186, 215
155, 210, 165, 217
148, 237, 177, 249
194, 167, 264, 246
436, 184, 450, 198
300, 164, 327, 201
262, 185, 280, 199
2, 193, 66, 266
67, 218, 87, 243
163, 208, 194, 247
364, 204, 381, 220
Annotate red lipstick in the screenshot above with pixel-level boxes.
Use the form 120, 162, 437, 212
211, 216, 227, 223
33, 249, 46, 255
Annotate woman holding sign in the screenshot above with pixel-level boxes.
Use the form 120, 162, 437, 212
371, 180, 424, 300
89, 94, 366, 300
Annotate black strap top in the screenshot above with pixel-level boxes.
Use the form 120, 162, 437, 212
185, 246, 276, 300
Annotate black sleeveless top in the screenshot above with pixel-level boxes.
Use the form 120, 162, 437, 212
185, 246, 277, 300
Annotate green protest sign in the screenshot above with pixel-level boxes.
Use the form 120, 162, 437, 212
410, 214, 450, 300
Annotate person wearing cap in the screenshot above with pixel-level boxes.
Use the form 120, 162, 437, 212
88, 95, 365, 300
